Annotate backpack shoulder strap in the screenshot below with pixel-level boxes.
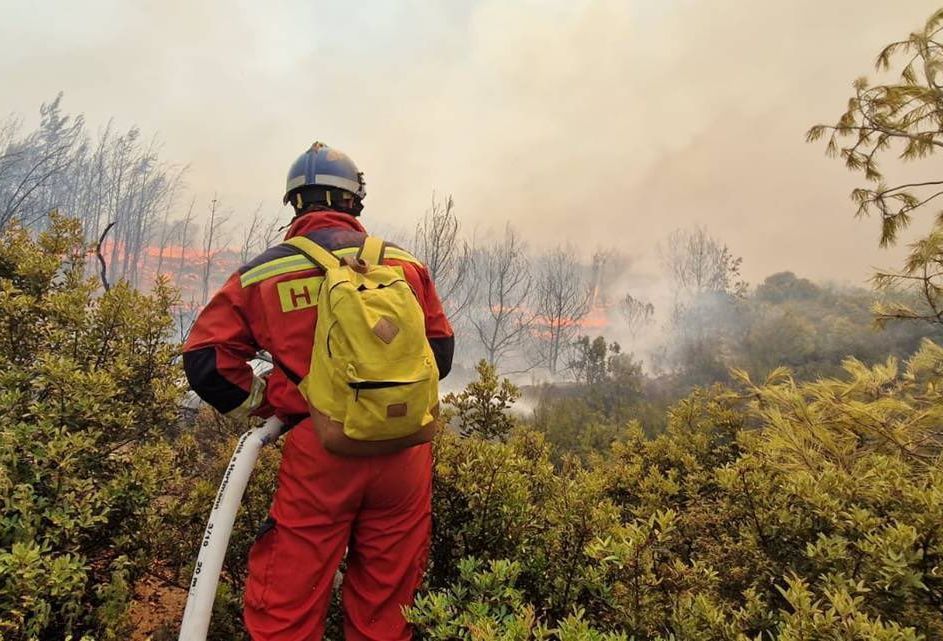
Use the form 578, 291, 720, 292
284, 236, 342, 270
358, 236, 386, 265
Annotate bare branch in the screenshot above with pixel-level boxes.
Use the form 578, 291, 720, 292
413, 193, 474, 322
660, 226, 746, 299
532, 245, 593, 375
201, 196, 231, 304
96, 221, 116, 291
468, 225, 535, 370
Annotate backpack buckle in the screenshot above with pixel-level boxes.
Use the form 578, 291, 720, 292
341, 256, 369, 273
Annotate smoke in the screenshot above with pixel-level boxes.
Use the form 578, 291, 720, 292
1, 0, 939, 286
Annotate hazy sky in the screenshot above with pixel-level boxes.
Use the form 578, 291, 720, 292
2, 0, 939, 285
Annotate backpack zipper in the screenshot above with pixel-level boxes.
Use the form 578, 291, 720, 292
348, 380, 416, 390
351, 379, 414, 401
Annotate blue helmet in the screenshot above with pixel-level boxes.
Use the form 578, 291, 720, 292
282, 142, 366, 205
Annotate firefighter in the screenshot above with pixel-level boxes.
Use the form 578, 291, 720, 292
183, 142, 454, 641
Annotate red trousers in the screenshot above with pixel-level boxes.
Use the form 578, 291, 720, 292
244, 420, 432, 641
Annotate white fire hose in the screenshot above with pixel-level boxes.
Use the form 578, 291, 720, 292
178, 416, 284, 641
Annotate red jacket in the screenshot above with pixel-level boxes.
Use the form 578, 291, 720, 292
183, 210, 454, 423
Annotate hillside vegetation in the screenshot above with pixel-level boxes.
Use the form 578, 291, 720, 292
2, 216, 941, 640
6, 5, 943, 640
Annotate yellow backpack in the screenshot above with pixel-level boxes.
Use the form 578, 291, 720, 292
284, 235, 440, 452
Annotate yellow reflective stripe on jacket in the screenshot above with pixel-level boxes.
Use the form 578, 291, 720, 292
240, 245, 422, 288
240, 254, 312, 287
240, 248, 357, 287
224, 374, 266, 420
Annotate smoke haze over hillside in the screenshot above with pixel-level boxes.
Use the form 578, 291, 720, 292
2, 0, 940, 284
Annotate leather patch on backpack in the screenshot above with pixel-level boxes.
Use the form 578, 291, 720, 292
387, 403, 408, 418
373, 317, 400, 344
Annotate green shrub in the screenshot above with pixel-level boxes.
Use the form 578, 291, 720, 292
412, 345, 943, 640
0, 216, 184, 640
407, 558, 627, 641
444, 360, 520, 441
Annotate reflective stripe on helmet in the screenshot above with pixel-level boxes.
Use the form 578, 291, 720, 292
314, 174, 362, 195
286, 174, 307, 191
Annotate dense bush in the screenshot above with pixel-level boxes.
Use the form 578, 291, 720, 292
529, 338, 667, 457
661, 271, 943, 387
413, 346, 943, 640
0, 216, 183, 639
0, 216, 290, 641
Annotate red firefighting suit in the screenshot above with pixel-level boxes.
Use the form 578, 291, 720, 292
183, 210, 454, 641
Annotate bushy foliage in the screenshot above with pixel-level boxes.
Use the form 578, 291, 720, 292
0, 215, 184, 639
411, 343, 943, 640
661, 271, 943, 387
531, 337, 662, 458
0, 215, 290, 641
530, 395, 634, 462
408, 558, 627, 641
443, 360, 521, 441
